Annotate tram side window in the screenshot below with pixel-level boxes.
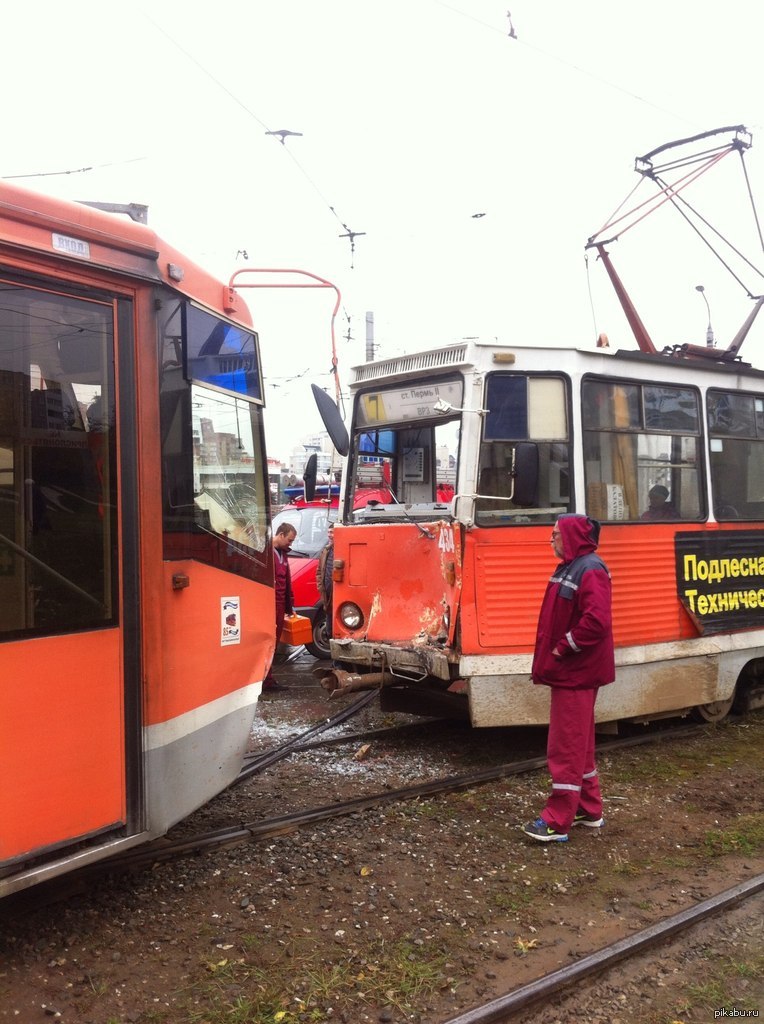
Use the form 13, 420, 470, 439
0, 278, 118, 640
159, 300, 269, 579
582, 379, 703, 522
476, 375, 570, 526
708, 390, 764, 520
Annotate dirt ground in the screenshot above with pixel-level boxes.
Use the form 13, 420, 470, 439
1, 652, 763, 1024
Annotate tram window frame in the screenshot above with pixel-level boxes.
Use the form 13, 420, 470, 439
707, 388, 764, 521
475, 373, 572, 527
159, 299, 270, 581
582, 376, 705, 523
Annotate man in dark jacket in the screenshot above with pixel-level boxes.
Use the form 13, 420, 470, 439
263, 522, 296, 691
523, 514, 615, 842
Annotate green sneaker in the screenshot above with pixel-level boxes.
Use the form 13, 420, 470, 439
522, 817, 568, 842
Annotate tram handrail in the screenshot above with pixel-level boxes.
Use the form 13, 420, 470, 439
0, 530, 103, 608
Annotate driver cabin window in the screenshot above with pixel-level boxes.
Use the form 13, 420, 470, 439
476, 374, 570, 526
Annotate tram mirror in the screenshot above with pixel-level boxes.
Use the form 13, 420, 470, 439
311, 383, 349, 456
510, 442, 539, 507
303, 453, 318, 502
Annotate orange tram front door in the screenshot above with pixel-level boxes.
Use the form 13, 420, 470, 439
0, 280, 140, 877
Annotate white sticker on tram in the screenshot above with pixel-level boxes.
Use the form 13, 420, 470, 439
143, 681, 262, 750
51, 232, 91, 259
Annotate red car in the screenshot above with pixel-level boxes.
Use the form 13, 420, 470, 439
272, 483, 393, 658
272, 488, 337, 659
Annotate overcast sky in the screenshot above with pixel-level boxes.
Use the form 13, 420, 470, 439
4, 1, 764, 459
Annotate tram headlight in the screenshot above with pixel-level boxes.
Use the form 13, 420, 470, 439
339, 602, 364, 630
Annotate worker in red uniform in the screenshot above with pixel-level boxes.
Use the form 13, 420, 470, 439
523, 513, 615, 842
263, 522, 296, 691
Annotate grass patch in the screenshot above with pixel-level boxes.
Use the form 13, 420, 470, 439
491, 888, 534, 913
181, 934, 453, 1023
704, 811, 764, 856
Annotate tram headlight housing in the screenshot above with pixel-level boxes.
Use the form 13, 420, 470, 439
339, 602, 364, 630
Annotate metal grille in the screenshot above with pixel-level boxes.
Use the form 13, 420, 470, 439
350, 344, 471, 385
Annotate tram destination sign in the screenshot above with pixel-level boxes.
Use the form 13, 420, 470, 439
358, 379, 463, 427
675, 530, 764, 634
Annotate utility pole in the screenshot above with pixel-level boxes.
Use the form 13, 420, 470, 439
695, 284, 715, 347
365, 311, 375, 361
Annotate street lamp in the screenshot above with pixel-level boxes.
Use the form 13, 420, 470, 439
695, 284, 715, 347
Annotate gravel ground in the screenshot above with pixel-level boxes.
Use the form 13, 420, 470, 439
1, 652, 763, 1024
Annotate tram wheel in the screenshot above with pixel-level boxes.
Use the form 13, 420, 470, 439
691, 695, 735, 723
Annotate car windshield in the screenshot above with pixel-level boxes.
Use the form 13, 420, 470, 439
272, 506, 331, 557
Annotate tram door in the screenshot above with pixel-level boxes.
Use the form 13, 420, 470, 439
0, 278, 137, 870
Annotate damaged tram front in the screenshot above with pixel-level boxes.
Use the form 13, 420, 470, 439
320, 339, 764, 728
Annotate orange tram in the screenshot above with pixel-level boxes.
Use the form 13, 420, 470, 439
322, 337, 764, 727
0, 182, 276, 897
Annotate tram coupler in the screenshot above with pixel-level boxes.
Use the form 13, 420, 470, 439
317, 668, 394, 698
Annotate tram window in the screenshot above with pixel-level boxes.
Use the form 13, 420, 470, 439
707, 391, 756, 436
644, 385, 699, 432
160, 301, 269, 578
476, 375, 570, 525
348, 378, 462, 517
0, 278, 118, 640
708, 389, 764, 520
582, 379, 703, 522
359, 429, 396, 456
350, 422, 458, 513
184, 303, 263, 402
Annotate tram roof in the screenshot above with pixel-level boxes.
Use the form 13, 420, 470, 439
0, 179, 254, 328
349, 338, 764, 389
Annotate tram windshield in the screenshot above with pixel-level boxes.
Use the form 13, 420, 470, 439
160, 300, 269, 576
348, 377, 462, 522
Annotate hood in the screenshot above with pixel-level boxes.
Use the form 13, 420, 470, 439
557, 513, 601, 561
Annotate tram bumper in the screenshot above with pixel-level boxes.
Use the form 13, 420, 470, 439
329, 638, 452, 681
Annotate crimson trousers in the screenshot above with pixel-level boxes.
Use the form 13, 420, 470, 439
541, 686, 602, 833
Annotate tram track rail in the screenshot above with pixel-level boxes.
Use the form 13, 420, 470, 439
92, 720, 705, 877
442, 872, 764, 1023
241, 709, 459, 765
235, 689, 379, 781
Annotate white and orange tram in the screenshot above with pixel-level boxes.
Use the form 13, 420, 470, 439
321, 337, 764, 727
0, 182, 276, 897
319, 124, 764, 730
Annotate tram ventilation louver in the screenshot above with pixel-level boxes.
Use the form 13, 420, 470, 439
351, 344, 471, 384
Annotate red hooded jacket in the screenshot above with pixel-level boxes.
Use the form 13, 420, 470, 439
531, 514, 615, 690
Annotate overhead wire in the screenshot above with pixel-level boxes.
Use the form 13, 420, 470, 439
3, 156, 147, 181
431, 0, 703, 131
140, 8, 360, 266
